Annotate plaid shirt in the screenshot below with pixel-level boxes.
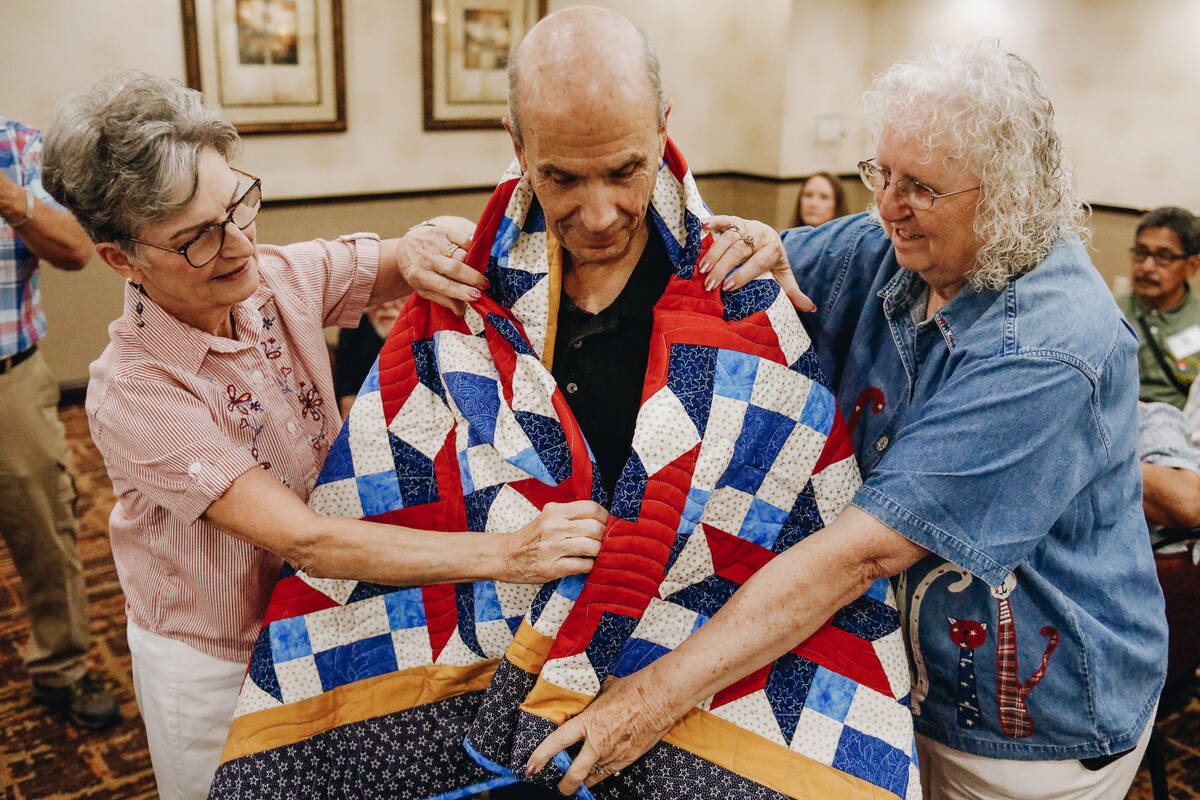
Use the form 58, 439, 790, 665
0, 117, 62, 360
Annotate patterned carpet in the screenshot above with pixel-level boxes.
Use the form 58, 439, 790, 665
0, 403, 1196, 799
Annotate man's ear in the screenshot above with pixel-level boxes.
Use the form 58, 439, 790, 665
95, 242, 147, 284
657, 100, 673, 161
1187, 254, 1200, 282
502, 117, 527, 174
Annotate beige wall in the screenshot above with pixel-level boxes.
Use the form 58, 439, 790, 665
10, 2, 1194, 197
9, 2, 1195, 384
863, 0, 1200, 211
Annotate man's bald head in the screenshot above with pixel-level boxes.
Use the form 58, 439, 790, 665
506, 6, 666, 143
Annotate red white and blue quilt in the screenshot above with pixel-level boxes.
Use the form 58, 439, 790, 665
208, 141, 919, 800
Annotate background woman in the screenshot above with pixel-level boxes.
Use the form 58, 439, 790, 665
791, 170, 846, 227
42, 71, 605, 800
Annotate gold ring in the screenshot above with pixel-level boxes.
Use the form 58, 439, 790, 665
591, 763, 620, 776
740, 230, 756, 247
443, 243, 462, 258
726, 223, 744, 237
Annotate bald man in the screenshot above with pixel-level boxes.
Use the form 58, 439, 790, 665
504, 9, 673, 502
212, 9, 818, 800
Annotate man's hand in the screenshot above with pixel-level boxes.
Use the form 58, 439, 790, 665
397, 215, 488, 315
502, 500, 608, 583
524, 670, 679, 794
698, 215, 814, 312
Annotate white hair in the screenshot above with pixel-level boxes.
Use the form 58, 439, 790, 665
863, 41, 1088, 291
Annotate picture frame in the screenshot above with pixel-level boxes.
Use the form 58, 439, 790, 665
422, 0, 547, 130
181, 0, 346, 135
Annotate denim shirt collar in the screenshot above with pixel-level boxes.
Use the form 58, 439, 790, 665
877, 266, 1002, 352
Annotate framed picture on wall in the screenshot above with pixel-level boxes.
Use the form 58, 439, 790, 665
181, 0, 346, 134
422, 0, 547, 130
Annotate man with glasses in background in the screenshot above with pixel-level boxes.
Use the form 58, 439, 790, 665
0, 116, 120, 729
1117, 206, 1200, 409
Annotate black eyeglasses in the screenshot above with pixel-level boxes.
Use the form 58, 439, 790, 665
858, 159, 980, 210
1129, 245, 1189, 268
127, 168, 262, 268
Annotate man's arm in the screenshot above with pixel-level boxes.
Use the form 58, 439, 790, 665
526, 506, 927, 793
0, 172, 92, 271
1142, 462, 1200, 529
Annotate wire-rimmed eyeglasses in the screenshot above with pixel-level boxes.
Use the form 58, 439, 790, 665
126, 168, 262, 268
857, 159, 979, 210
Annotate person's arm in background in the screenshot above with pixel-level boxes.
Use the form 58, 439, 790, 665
1138, 401, 1200, 529
1142, 462, 1200, 529
0, 170, 91, 270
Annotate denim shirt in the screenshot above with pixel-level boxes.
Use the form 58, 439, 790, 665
783, 213, 1167, 760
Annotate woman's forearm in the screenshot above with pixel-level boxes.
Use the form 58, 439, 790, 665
644, 507, 926, 719
292, 514, 515, 584
204, 464, 604, 586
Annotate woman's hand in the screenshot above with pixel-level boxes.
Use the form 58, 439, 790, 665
397, 215, 488, 315
502, 500, 608, 583
698, 215, 815, 312
524, 670, 680, 794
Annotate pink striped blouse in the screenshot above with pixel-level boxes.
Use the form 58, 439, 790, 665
87, 235, 379, 662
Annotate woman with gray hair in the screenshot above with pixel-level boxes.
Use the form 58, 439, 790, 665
525, 42, 1166, 799
41, 70, 606, 800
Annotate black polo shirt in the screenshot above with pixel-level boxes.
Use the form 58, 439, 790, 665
552, 228, 673, 502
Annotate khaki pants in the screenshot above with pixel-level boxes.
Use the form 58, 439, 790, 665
917, 712, 1155, 800
0, 349, 89, 686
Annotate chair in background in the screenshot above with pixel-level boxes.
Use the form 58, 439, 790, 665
1145, 529, 1200, 800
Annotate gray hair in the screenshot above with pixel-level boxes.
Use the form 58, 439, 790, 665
863, 41, 1088, 291
506, 25, 667, 143
1137, 206, 1200, 256
42, 70, 239, 252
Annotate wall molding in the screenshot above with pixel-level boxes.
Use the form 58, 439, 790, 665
262, 173, 1148, 218
259, 170, 853, 209
1088, 202, 1146, 218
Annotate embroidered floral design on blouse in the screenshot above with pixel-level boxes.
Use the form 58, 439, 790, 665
262, 314, 275, 330
225, 384, 263, 415
298, 385, 324, 421
238, 417, 270, 468
261, 337, 282, 359
275, 366, 329, 451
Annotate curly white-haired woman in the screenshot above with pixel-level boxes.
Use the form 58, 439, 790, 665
525, 42, 1167, 800
41, 71, 606, 800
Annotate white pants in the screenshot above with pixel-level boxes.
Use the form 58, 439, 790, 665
126, 619, 245, 800
916, 714, 1154, 800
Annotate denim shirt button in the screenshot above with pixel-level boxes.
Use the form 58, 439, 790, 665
875, 435, 890, 452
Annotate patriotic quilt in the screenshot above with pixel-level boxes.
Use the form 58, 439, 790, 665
209, 141, 919, 800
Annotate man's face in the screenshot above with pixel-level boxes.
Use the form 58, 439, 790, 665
509, 91, 667, 267
1131, 226, 1198, 310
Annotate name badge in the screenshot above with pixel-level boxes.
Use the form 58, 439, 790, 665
1166, 325, 1200, 360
